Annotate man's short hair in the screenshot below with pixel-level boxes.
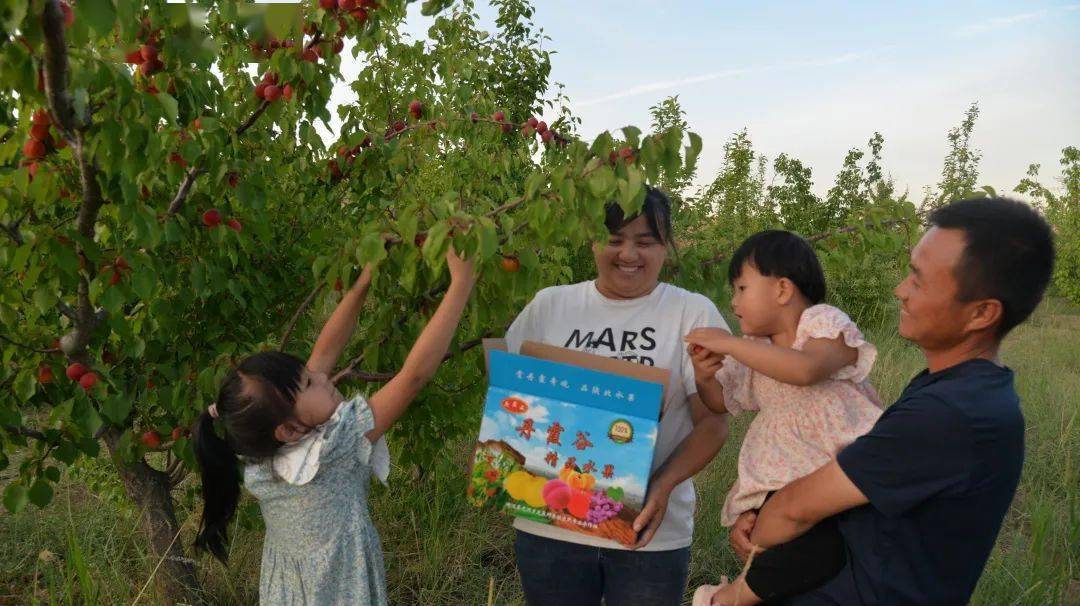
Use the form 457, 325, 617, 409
929, 197, 1055, 337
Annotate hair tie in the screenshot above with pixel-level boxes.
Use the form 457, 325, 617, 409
208, 404, 220, 419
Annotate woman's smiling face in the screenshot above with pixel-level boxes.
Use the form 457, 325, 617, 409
592, 214, 668, 300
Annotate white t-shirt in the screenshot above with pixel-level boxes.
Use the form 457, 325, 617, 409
504, 280, 729, 551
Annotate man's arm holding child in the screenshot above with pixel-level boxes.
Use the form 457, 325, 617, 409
732, 461, 868, 558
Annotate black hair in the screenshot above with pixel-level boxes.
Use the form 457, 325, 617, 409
604, 185, 674, 246
193, 351, 305, 563
728, 230, 826, 304
928, 197, 1055, 337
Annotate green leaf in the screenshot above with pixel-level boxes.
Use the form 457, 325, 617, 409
0, 0, 28, 37
132, 268, 156, 301
477, 217, 498, 260
524, 172, 544, 201
587, 166, 615, 198
3, 483, 28, 513
227, 280, 246, 305
685, 132, 703, 172
72, 401, 103, 437
54, 441, 78, 465
28, 479, 53, 508
77, 0, 116, 39
619, 164, 644, 210
312, 255, 329, 280
156, 93, 179, 125
99, 281, 124, 315
101, 394, 132, 424
358, 232, 388, 265
421, 222, 451, 266
14, 369, 36, 401
32, 286, 53, 314
397, 208, 419, 246
560, 178, 576, 207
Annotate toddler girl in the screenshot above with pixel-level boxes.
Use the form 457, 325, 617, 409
685, 230, 882, 605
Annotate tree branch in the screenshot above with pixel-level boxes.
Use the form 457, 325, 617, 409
279, 283, 325, 351
2, 424, 49, 442
165, 167, 207, 215
336, 333, 490, 384
1, 220, 24, 246
165, 33, 324, 217
41, 0, 79, 138
38, 0, 105, 361
0, 334, 56, 353
236, 100, 270, 137
57, 300, 76, 321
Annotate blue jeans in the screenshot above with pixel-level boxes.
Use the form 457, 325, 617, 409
514, 530, 691, 606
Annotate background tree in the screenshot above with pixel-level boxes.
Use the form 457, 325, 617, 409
0, 1, 701, 601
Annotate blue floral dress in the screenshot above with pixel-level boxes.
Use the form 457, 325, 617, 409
244, 395, 390, 605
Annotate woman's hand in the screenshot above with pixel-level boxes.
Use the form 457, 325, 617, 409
684, 327, 735, 356
446, 246, 477, 286
631, 476, 675, 549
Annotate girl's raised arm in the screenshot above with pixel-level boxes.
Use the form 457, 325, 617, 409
306, 264, 375, 376
366, 248, 477, 441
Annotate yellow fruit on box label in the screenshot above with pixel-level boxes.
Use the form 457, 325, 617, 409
504, 470, 535, 502
523, 476, 547, 508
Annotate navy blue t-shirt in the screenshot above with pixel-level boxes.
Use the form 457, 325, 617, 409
790, 359, 1024, 606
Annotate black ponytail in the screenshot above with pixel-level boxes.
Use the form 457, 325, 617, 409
192, 351, 306, 563
193, 409, 240, 563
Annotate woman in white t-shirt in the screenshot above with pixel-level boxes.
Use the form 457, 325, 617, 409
505, 186, 731, 605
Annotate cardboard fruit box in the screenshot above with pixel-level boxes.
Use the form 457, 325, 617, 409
468, 341, 668, 546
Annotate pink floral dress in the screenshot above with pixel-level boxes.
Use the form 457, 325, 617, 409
717, 304, 883, 526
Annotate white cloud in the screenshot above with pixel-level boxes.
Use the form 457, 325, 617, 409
955, 10, 1048, 36
575, 53, 861, 108
599, 473, 648, 507
642, 425, 658, 444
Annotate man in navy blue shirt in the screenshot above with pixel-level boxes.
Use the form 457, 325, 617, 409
723, 197, 1056, 605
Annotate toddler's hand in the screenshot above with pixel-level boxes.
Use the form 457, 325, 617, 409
685, 327, 735, 355
730, 509, 758, 561
688, 342, 725, 384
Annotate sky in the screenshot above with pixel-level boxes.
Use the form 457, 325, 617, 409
319, 0, 1080, 198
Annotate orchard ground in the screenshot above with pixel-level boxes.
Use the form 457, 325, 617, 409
1, 298, 1077, 605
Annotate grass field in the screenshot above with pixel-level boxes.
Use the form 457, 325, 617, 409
1, 299, 1076, 605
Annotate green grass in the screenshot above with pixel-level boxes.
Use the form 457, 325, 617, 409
1, 300, 1076, 605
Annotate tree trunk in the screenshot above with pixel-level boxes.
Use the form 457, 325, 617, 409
103, 428, 201, 605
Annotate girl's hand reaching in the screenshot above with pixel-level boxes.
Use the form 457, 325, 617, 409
354, 262, 375, 290
446, 246, 477, 286
685, 327, 736, 355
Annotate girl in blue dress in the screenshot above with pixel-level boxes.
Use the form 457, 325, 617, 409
193, 249, 476, 605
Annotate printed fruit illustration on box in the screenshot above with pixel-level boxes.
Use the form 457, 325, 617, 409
469, 351, 663, 546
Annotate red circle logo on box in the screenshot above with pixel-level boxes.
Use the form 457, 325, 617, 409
501, 397, 529, 414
